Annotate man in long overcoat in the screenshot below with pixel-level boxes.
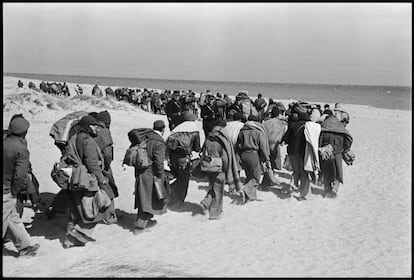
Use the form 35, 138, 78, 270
64, 116, 109, 248
134, 120, 168, 233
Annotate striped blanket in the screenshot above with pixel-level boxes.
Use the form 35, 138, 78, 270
49, 111, 89, 144
222, 121, 244, 146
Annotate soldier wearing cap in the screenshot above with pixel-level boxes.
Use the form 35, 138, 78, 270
3, 114, 40, 257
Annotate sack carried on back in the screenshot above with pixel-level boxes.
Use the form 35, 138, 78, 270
123, 141, 152, 169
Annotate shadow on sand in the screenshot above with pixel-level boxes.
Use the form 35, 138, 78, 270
258, 182, 293, 200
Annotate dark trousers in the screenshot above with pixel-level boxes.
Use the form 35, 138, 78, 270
170, 153, 191, 204
135, 209, 154, 228
290, 154, 310, 197
240, 150, 262, 183
200, 172, 225, 219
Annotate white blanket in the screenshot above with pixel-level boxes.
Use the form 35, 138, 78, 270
304, 121, 321, 172
164, 120, 205, 147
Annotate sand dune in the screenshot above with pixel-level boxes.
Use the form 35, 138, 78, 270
2, 75, 411, 277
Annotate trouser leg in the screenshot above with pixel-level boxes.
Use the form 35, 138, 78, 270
300, 171, 310, 197
208, 173, 225, 219
135, 209, 154, 229
3, 193, 33, 251
174, 171, 190, 203
240, 151, 261, 183
170, 156, 191, 204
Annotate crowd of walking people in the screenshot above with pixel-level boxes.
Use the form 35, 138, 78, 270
4, 80, 354, 257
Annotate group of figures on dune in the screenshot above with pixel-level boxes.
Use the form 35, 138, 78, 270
4, 80, 354, 256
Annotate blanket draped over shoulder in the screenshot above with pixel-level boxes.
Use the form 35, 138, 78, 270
262, 118, 287, 155
167, 120, 205, 147
321, 116, 353, 147
216, 129, 242, 192
304, 121, 321, 172
243, 121, 271, 160
49, 111, 89, 143
222, 121, 245, 146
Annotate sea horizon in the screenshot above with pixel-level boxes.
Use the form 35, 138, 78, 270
5, 71, 412, 89
4, 72, 412, 111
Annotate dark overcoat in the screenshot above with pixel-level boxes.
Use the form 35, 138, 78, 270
134, 130, 167, 216
3, 135, 30, 196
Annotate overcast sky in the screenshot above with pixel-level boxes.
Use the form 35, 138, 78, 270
3, 3, 412, 86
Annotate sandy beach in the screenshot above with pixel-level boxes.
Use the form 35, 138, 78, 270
2, 75, 412, 277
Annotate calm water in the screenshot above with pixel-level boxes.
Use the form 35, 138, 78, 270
5, 73, 412, 111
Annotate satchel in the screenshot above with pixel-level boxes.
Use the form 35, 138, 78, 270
283, 154, 293, 172
154, 177, 167, 200
70, 164, 100, 192
319, 144, 335, 161
200, 148, 223, 173
51, 160, 72, 190
81, 189, 111, 221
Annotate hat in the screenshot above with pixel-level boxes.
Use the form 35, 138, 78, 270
213, 119, 227, 128
334, 103, 346, 112
182, 111, 196, 121
270, 106, 280, 118
79, 115, 100, 128
153, 120, 166, 131
97, 111, 111, 127
9, 116, 30, 135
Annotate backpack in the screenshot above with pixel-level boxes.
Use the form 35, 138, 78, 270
123, 141, 152, 169
124, 128, 153, 169
166, 132, 192, 155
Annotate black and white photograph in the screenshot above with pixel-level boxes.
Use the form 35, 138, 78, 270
2, 2, 411, 277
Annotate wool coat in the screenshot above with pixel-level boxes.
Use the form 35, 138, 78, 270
134, 130, 167, 216
3, 135, 30, 196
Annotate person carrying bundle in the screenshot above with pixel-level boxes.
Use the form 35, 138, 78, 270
166, 111, 201, 209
